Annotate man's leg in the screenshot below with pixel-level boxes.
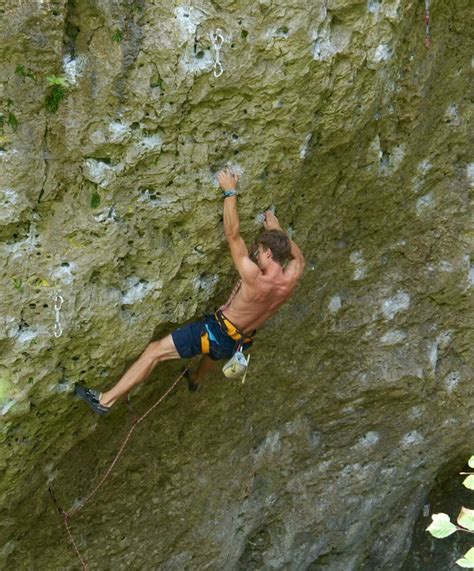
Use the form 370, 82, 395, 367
100, 334, 180, 408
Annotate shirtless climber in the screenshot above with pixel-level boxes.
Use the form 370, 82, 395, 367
75, 167, 305, 415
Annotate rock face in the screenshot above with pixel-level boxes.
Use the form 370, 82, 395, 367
0, 0, 472, 569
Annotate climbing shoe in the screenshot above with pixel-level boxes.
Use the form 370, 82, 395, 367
74, 384, 110, 416
184, 369, 201, 392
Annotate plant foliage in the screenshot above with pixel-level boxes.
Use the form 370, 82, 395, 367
426, 455, 474, 568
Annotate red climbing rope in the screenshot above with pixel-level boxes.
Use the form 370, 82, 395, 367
49, 367, 188, 569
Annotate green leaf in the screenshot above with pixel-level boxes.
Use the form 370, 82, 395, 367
456, 548, 474, 568
112, 29, 124, 42
15, 64, 26, 77
426, 513, 457, 538
458, 507, 474, 531
463, 475, 474, 490
47, 75, 69, 87
90, 191, 101, 209
45, 85, 66, 113
7, 112, 18, 131
468, 456, 474, 469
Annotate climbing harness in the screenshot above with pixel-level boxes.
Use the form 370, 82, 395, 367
424, 0, 431, 49
53, 293, 64, 338
214, 309, 253, 380
210, 29, 225, 77
49, 368, 189, 570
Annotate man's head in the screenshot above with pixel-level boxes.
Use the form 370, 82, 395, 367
255, 229, 291, 267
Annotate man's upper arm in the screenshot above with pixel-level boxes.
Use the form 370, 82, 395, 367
226, 234, 260, 283
285, 242, 305, 281
285, 258, 305, 281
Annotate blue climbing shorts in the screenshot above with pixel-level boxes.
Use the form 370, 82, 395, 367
171, 312, 254, 361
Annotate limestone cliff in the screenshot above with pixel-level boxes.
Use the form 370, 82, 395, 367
0, 0, 472, 569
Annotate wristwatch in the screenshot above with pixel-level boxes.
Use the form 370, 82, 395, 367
223, 190, 237, 198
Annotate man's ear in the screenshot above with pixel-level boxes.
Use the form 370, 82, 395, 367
266, 248, 273, 260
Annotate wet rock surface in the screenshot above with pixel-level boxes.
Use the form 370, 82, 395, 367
0, 0, 472, 569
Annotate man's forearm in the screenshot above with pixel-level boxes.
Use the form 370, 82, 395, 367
223, 196, 240, 239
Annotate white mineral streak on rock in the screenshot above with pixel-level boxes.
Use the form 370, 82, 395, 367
181, 50, 213, 74
428, 341, 438, 371
192, 274, 219, 292
49, 380, 71, 394
412, 159, 433, 192
91, 126, 109, 145
438, 260, 454, 272
382, 292, 410, 320
124, 134, 163, 166
44, 462, 59, 483
139, 134, 163, 151
63, 54, 87, 85
368, 0, 381, 15
312, 28, 336, 61
83, 159, 121, 188
372, 44, 391, 63
174, 7, 213, 74
380, 329, 406, 345
254, 431, 281, 461
436, 330, 453, 348
350, 251, 367, 280
174, 6, 203, 41
4, 315, 19, 339
51, 263, 77, 285
444, 103, 461, 126
312, 20, 351, 61
401, 431, 424, 447
299, 133, 312, 159
108, 121, 132, 144
328, 295, 342, 314
1, 399, 16, 416
358, 431, 380, 447
368, 135, 383, 165
416, 192, 434, 216
121, 277, 162, 305
389, 144, 405, 171
445, 371, 460, 393
408, 405, 425, 419
16, 328, 39, 344
467, 163, 474, 187
468, 264, 474, 288
0, 188, 29, 225
418, 159, 432, 174
94, 206, 118, 223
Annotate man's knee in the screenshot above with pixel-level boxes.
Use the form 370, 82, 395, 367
143, 335, 179, 363
143, 340, 164, 363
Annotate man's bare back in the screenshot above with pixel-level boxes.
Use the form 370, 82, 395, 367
221, 269, 299, 334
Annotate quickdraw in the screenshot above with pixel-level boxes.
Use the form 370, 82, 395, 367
424, 0, 431, 49
53, 293, 64, 338
210, 29, 225, 77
